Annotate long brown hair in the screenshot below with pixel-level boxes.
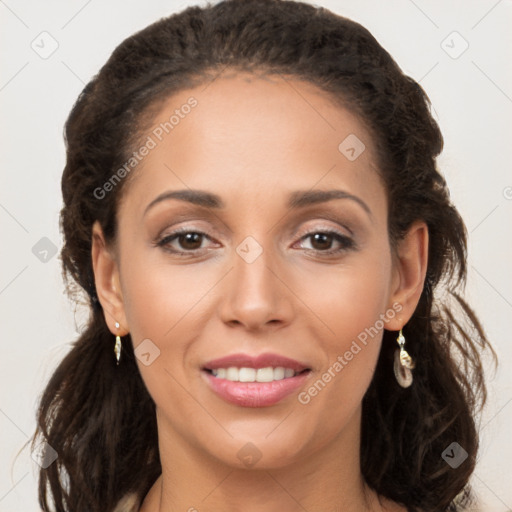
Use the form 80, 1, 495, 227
29, 1, 496, 510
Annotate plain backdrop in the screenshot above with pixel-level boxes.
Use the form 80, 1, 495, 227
1, 1, 511, 510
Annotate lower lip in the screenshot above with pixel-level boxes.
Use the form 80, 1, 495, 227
203, 371, 310, 407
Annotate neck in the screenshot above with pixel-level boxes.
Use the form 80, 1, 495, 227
141, 407, 383, 512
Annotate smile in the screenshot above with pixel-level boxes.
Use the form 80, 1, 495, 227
210, 366, 299, 382
202, 352, 311, 407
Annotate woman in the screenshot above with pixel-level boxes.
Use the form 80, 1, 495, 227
30, 0, 495, 510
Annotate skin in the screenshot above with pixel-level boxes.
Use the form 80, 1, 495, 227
92, 71, 428, 512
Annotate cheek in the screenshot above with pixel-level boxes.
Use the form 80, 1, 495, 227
121, 254, 211, 341
119, 261, 208, 427
118, 248, 229, 392
296, 246, 392, 416
305, 243, 393, 343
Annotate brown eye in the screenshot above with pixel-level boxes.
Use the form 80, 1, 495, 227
175, 232, 204, 250
309, 232, 334, 251
156, 229, 213, 255
298, 230, 355, 254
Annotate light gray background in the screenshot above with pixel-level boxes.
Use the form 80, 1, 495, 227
1, 0, 511, 510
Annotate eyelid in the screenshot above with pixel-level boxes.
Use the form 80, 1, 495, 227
294, 219, 352, 238
293, 213, 356, 237
155, 217, 352, 243
155, 222, 357, 257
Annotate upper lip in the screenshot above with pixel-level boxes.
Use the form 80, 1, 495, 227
203, 353, 310, 372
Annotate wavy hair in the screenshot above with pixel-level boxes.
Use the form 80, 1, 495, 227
29, 1, 496, 510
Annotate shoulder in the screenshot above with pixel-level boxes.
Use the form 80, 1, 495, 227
112, 491, 141, 512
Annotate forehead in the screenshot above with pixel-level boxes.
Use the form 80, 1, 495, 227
119, 71, 385, 216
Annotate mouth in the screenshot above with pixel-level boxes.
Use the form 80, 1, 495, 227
204, 366, 309, 382
202, 353, 311, 407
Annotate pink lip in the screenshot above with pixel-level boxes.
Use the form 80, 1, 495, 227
203, 352, 309, 372
203, 371, 310, 407
202, 352, 311, 408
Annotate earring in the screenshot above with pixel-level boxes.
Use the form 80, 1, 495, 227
114, 321, 122, 365
393, 329, 415, 388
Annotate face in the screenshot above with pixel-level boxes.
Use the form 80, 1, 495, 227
94, 71, 420, 471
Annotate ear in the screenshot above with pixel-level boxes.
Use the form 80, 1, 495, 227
91, 220, 129, 336
385, 220, 429, 330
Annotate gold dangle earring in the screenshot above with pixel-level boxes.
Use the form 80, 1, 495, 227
114, 321, 122, 365
393, 329, 415, 388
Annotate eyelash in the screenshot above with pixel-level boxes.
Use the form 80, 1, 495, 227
154, 226, 356, 257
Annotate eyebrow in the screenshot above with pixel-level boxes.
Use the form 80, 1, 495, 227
144, 188, 372, 217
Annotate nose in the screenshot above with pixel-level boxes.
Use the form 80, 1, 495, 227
218, 240, 294, 332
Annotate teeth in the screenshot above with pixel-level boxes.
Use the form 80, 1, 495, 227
226, 367, 239, 381
284, 368, 294, 378
239, 367, 256, 382
210, 366, 300, 382
273, 367, 285, 380
256, 367, 274, 382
